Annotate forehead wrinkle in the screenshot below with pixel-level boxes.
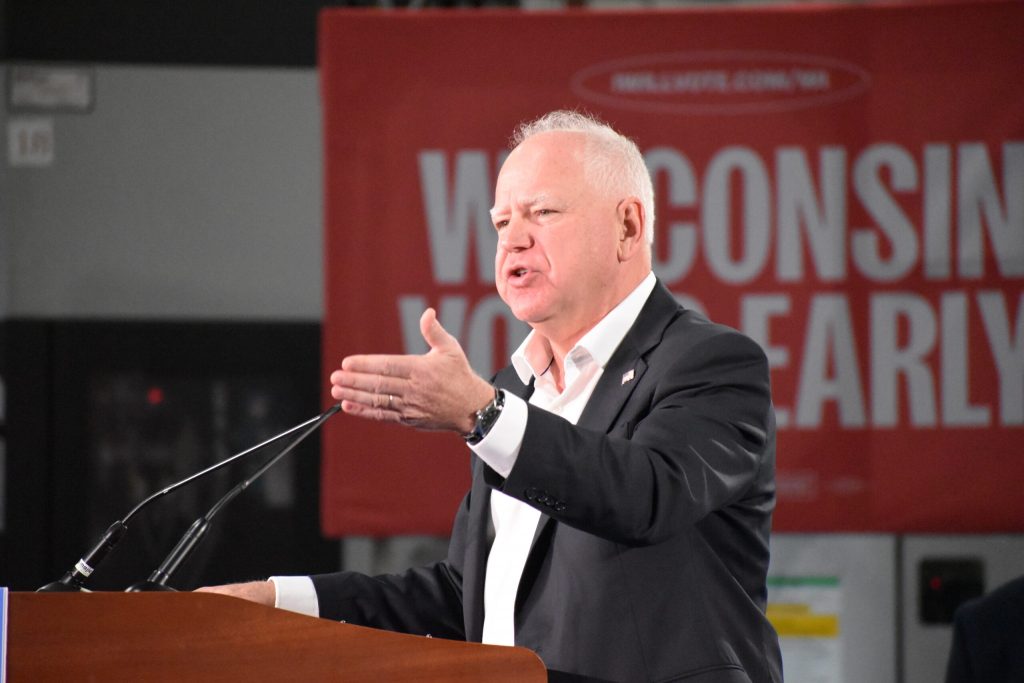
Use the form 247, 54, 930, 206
490, 192, 553, 218
518, 193, 552, 210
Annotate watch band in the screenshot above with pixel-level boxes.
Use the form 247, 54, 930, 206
463, 387, 505, 445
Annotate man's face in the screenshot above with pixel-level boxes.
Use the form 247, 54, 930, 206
491, 131, 625, 342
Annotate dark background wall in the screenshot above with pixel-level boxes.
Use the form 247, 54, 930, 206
3, 0, 519, 67
5, 0, 330, 66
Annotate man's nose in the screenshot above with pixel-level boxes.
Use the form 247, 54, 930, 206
499, 218, 532, 251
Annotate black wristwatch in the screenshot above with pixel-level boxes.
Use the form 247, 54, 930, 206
463, 387, 505, 445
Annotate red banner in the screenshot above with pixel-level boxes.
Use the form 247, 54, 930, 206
319, 1, 1024, 536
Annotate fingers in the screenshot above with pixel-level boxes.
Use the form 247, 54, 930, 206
339, 399, 405, 424
329, 367, 405, 420
330, 368, 404, 397
333, 384, 400, 411
341, 354, 413, 376
195, 581, 276, 606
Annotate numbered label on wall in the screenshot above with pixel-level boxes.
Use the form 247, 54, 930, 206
7, 118, 55, 167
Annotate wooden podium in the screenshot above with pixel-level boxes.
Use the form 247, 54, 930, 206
8, 592, 547, 681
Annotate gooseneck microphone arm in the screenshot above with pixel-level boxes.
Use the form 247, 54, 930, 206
37, 404, 342, 592
128, 403, 341, 591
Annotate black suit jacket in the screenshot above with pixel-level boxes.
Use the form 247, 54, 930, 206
312, 283, 783, 683
945, 575, 1024, 683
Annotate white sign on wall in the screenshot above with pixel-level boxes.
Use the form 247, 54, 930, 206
8, 66, 93, 112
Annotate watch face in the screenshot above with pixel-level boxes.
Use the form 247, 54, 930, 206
466, 389, 503, 444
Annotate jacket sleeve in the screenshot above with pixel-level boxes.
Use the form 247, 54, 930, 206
308, 484, 473, 639
490, 326, 775, 547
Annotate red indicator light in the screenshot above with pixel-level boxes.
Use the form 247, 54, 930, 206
146, 386, 165, 406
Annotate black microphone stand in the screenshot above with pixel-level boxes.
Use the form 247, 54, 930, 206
127, 404, 340, 591
38, 404, 341, 592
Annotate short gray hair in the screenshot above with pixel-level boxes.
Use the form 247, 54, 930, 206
511, 110, 655, 244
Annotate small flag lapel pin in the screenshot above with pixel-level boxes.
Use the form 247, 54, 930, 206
621, 369, 635, 385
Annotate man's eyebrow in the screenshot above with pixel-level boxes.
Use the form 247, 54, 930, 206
522, 193, 551, 208
490, 193, 554, 219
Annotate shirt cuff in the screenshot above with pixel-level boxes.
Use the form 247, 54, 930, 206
469, 390, 527, 478
269, 575, 320, 617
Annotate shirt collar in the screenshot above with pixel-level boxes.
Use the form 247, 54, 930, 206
511, 272, 657, 385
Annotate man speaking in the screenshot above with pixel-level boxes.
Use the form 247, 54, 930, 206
202, 110, 783, 683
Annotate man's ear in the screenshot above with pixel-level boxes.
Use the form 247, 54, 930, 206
617, 197, 646, 262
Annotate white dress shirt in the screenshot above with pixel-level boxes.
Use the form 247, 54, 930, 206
274, 273, 658, 645
472, 272, 655, 645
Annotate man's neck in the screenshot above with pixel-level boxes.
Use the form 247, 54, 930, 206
532, 270, 653, 392
532, 320, 593, 393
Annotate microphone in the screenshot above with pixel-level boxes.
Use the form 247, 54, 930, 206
127, 403, 340, 591
37, 404, 342, 592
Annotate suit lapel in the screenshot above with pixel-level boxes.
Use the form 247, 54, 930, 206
462, 461, 490, 641
575, 353, 649, 433
580, 281, 680, 432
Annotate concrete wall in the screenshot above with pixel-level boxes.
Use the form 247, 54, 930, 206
2, 65, 322, 320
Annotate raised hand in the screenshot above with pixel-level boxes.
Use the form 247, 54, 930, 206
330, 308, 495, 434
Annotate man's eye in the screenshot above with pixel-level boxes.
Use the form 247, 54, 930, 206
494, 220, 509, 230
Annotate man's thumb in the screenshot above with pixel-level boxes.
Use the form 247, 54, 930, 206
420, 308, 457, 352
